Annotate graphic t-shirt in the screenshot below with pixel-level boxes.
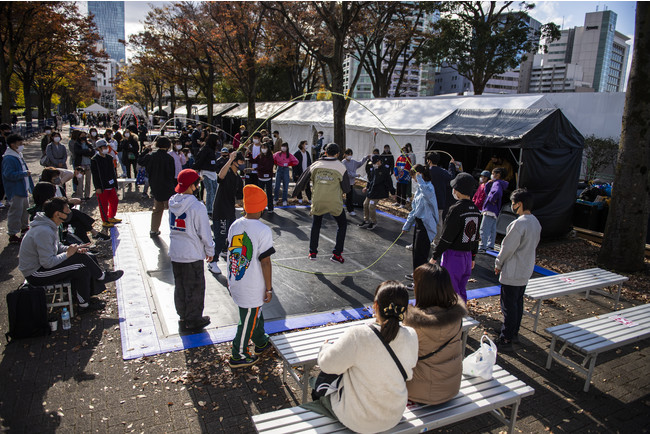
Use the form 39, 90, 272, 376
227, 218, 275, 308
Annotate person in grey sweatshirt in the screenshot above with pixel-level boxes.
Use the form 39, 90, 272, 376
494, 188, 541, 351
19, 197, 123, 311
168, 168, 215, 333
342, 148, 369, 215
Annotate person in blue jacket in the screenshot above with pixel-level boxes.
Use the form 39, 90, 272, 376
401, 164, 438, 290
2, 134, 34, 245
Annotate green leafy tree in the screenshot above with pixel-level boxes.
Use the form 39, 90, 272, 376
598, 2, 650, 272
582, 135, 619, 182
420, 1, 560, 95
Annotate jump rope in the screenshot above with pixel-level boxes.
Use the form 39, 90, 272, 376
151, 91, 453, 276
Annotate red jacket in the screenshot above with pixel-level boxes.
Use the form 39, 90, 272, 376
473, 182, 488, 211
273, 151, 298, 168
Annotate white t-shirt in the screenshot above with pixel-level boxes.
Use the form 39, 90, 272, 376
227, 217, 275, 308
251, 144, 261, 173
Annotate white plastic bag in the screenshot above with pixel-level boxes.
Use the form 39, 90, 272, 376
462, 335, 497, 380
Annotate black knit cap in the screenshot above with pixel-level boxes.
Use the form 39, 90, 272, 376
450, 172, 477, 196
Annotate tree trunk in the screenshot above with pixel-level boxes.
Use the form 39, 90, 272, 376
598, 2, 650, 272
329, 60, 347, 152
169, 86, 176, 117
0, 58, 13, 123
22, 76, 33, 124
206, 63, 214, 126
246, 66, 257, 137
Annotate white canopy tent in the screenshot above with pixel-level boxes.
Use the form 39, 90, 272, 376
272, 94, 551, 158
117, 104, 146, 118
152, 105, 172, 115
173, 104, 204, 117
82, 103, 110, 114
223, 101, 298, 127
196, 102, 239, 117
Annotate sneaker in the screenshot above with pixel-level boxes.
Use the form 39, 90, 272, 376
254, 341, 272, 356
101, 270, 124, 283
398, 205, 405, 209
267, 209, 274, 214
8, 235, 22, 245
282, 201, 288, 206
298, 199, 303, 204
208, 262, 222, 274
366, 223, 376, 230
512, 335, 521, 344
406, 283, 414, 291
108, 217, 122, 223
229, 354, 259, 369
405, 244, 413, 251
497, 338, 514, 352
149, 231, 160, 238
358, 221, 369, 228
308, 252, 317, 260
330, 253, 344, 264
478, 248, 486, 254
182, 316, 211, 332
93, 232, 111, 241
349, 211, 356, 216
102, 221, 114, 228
405, 273, 413, 281
219, 251, 228, 258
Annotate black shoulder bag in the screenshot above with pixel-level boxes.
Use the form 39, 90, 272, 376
418, 322, 462, 361
368, 324, 407, 381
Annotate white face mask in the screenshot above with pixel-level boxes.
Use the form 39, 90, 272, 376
17, 145, 25, 153
102, 148, 110, 155
53, 137, 61, 143
175, 145, 182, 150
479, 177, 486, 183
76, 174, 83, 179
253, 139, 260, 144
452, 190, 460, 200
45, 130, 51, 135
345, 155, 351, 160
490, 174, 496, 181
261, 148, 268, 154
124, 132, 130, 138
91, 131, 97, 137
318, 134, 323, 138
281, 146, 288, 152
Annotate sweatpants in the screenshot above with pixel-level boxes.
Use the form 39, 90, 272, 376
412, 218, 431, 270
26, 253, 105, 305
500, 284, 527, 341
440, 249, 472, 302
151, 199, 168, 233
363, 197, 378, 223
96, 188, 118, 222
231, 306, 269, 360
7, 195, 29, 236
172, 260, 206, 323
213, 215, 235, 261
309, 211, 347, 256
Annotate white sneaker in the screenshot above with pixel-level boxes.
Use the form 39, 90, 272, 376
208, 262, 222, 274
298, 199, 303, 204
282, 201, 288, 206
405, 244, 413, 251
219, 251, 227, 258
349, 211, 356, 216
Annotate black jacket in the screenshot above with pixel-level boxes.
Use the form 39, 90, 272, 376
192, 145, 217, 172
380, 152, 395, 172
366, 165, 395, 199
138, 148, 176, 202
90, 154, 117, 190
429, 164, 458, 211
431, 199, 480, 261
73, 140, 95, 167
120, 138, 139, 164
292, 150, 311, 181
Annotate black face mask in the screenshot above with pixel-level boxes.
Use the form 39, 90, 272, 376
60, 211, 72, 223
192, 183, 201, 200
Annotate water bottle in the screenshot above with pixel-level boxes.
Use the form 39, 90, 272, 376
61, 308, 71, 330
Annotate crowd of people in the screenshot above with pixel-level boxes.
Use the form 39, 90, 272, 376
0, 118, 541, 432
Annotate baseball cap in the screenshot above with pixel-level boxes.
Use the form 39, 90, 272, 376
95, 139, 108, 148
220, 147, 229, 153
480, 170, 491, 177
176, 169, 200, 193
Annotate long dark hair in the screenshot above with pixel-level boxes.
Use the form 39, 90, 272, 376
374, 281, 409, 343
205, 133, 219, 151
259, 142, 273, 160
414, 263, 458, 309
411, 163, 431, 182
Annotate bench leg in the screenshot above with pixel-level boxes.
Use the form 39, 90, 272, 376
461, 330, 469, 357
584, 354, 598, 392
546, 336, 557, 369
532, 300, 542, 333
508, 400, 521, 434
282, 360, 288, 385
301, 370, 309, 404
613, 285, 621, 310
585, 289, 590, 300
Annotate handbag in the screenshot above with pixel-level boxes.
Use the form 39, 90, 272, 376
40, 154, 51, 167
368, 324, 408, 381
462, 335, 497, 380
311, 371, 343, 401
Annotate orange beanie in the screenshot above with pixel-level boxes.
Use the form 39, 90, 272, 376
243, 184, 267, 214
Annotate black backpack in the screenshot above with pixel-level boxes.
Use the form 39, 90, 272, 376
5, 283, 50, 342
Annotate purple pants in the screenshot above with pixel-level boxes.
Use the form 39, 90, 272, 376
440, 249, 472, 302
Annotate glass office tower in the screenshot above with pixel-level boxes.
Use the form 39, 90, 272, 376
87, 1, 126, 63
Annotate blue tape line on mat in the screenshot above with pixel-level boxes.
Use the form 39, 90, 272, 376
484, 249, 557, 276
467, 285, 501, 299
376, 209, 407, 224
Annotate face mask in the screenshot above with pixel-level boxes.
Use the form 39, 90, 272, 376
45, 130, 51, 135
490, 174, 496, 181
124, 132, 130, 138
237, 163, 246, 171
253, 139, 260, 144
76, 174, 83, 180
374, 163, 381, 169
17, 145, 25, 153
91, 132, 97, 137
345, 155, 351, 160
129, 123, 134, 126
452, 191, 460, 200
60, 211, 72, 223
511, 204, 520, 214
53, 137, 61, 143
261, 148, 268, 154
102, 148, 110, 155
52, 177, 61, 185
318, 134, 323, 138
479, 177, 486, 183
106, 135, 112, 140
176, 145, 182, 150
281, 147, 288, 152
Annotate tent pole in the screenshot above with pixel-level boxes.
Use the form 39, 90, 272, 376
516, 148, 523, 189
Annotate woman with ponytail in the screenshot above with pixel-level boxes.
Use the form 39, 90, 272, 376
304, 281, 418, 433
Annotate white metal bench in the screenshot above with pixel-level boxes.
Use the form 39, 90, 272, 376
271, 316, 479, 403
524, 268, 628, 332
252, 364, 534, 434
545, 303, 650, 392
25, 280, 75, 318
117, 178, 137, 199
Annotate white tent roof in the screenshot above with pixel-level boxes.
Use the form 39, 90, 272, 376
118, 104, 146, 118
196, 103, 239, 116
83, 103, 110, 113
173, 104, 205, 116
152, 105, 172, 114
223, 101, 297, 120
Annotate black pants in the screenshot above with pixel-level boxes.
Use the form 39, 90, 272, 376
297, 179, 312, 202
69, 209, 95, 243
213, 215, 235, 261
345, 188, 354, 212
412, 218, 431, 270
310, 211, 347, 256
259, 179, 274, 211
396, 183, 409, 205
26, 253, 105, 305
172, 260, 206, 322
500, 284, 527, 341
124, 159, 137, 178
245, 173, 259, 186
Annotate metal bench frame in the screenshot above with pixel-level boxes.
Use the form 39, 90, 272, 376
545, 303, 650, 392
43, 281, 74, 318
271, 316, 479, 404
524, 268, 628, 332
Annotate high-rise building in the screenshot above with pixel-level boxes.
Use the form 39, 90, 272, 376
519, 10, 630, 93
87, 1, 126, 63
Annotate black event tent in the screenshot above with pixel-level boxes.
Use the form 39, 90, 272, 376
426, 108, 584, 237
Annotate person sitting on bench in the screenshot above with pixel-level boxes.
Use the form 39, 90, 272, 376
18, 197, 123, 312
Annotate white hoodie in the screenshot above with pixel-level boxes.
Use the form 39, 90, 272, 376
168, 193, 215, 263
